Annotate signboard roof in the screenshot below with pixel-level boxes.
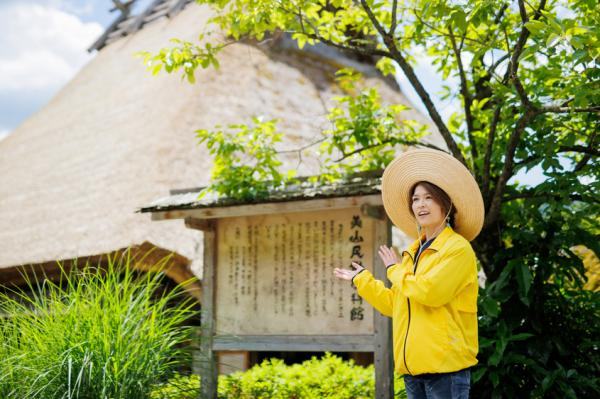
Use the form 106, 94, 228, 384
139, 170, 383, 214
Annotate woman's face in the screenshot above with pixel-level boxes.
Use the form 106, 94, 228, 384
411, 184, 445, 230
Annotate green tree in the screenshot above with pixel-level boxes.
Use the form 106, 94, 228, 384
140, 0, 599, 396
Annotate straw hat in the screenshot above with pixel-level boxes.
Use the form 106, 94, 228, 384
381, 149, 484, 241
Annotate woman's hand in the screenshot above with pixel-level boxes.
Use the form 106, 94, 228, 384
333, 261, 365, 281
378, 245, 398, 267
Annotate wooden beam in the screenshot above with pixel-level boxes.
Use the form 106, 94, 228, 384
212, 335, 375, 352
197, 223, 217, 399
184, 217, 214, 232
88, 6, 130, 52
127, 0, 163, 34
361, 204, 386, 220
151, 195, 383, 221
373, 217, 394, 399
167, 0, 189, 17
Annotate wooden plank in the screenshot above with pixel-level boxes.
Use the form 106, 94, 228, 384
212, 335, 375, 352
360, 204, 386, 220
214, 208, 374, 336
127, 0, 164, 34
197, 221, 217, 399
184, 217, 214, 232
88, 10, 130, 51
167, 0, 190, 17
373, 218, 394, 399
217, 351, 250, 374
151, 194, 383, 221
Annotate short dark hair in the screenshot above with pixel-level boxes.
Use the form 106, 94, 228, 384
408, 181, 457, 227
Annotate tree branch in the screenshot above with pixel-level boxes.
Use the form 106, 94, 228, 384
359, 0, 388, 39
487, 53, 510, 78
290, 4, 391, 59
513, 75, 534, 110
574, 131, 597, 172
389, 0, 399, 35
514, 142, 600, 169
485, 108, 537, 228
359, 1, 467, 166
299, 31, 391, 58
504, 191, 597, 204
482, 104, 502, 205
448, 25, 478, 161
540, 105, 600, 113
333, 138, 448, 162
503, 0, 547, 94
484, 0, 549, 225
559, 145, 600, 156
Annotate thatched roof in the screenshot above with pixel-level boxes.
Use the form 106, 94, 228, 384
0, 1, 444, 281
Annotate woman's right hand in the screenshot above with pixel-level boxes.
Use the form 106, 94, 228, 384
333, 261, 365, 281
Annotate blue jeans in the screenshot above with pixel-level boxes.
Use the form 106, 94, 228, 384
404, 368, 470, 399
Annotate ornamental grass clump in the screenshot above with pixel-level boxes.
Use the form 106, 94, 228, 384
0, 251, 198, 399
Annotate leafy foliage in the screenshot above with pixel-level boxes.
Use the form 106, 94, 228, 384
0, 252, 198, 399
191, 68, 429, 199
195, 116, 293, 201
150, 352, 407, 398
141, 0, 599, 396
318, 69, 429, 178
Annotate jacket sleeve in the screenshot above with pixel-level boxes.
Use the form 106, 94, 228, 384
352, 269, 394, 317
393, 244, 476, 307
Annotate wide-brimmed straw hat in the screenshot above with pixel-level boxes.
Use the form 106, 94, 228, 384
381, 148, 484, 241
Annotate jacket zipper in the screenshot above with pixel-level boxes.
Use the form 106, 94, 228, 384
403, 297, 413, 375
401, 250, 414, 375
401, 246, 438, 375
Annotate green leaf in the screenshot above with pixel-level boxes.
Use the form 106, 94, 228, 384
515, 264, 533, 305
525, 20, 546, 36
509, 333, 534, 342
546, 33, 561, 48
480, 295, 500, 317
451, 9, 467, 33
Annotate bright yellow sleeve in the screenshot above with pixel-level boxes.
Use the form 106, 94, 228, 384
395, 244, 476, 307
352, 269, 394, 317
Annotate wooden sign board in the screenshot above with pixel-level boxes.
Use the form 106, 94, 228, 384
215, 207, 374, 335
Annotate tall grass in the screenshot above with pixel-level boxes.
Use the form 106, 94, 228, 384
0, 251, 198, 399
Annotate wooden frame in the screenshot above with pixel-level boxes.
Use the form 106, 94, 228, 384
152, 194, 382, 221
180, 195, 393, 399
188, 220, 218, 399
212, 335, 375, 352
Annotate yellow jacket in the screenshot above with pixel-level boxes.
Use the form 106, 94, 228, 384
353, 226, 479, 375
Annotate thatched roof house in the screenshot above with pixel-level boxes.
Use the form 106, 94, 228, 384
0, 0, 444, 292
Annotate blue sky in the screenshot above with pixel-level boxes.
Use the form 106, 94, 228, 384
0, 0, 544, 185
0, 0, 159, 141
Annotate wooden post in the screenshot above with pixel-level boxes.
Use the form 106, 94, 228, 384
186, 218, 218, 399
373, 216, 394, 399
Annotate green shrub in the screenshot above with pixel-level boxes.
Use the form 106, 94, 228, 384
0, 251, 197, 399
151, 352, 407, 398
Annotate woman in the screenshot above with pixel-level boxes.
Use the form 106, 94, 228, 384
334, 149, 484, 399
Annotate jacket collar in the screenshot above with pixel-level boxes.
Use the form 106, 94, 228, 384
406, 225, 456, 254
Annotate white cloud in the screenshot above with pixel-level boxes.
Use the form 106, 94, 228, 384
0, 3, 103, 92
0, 2, 103, 139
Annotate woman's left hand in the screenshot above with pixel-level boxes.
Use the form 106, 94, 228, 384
378, 245, 398, 267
